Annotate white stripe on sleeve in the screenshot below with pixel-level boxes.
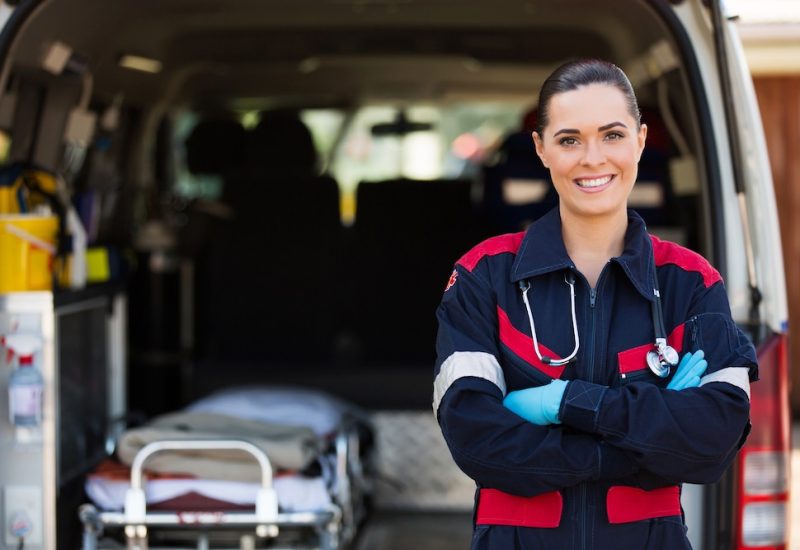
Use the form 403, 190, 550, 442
433, 352, 507, 415
700, 367, 751, 400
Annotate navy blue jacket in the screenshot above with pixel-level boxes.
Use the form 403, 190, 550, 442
434, 208, 757, 550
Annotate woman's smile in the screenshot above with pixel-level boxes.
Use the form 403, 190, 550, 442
574, 173, 616, 191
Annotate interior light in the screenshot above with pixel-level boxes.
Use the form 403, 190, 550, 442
118, 55, 162, 74
298, 57, 321, 74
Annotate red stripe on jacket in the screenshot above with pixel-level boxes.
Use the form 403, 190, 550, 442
497, 306, 567, 379
457, 233, 524, 273
617, 323, 686, 375
651, 235, 721, 288
475, 486, 681, 527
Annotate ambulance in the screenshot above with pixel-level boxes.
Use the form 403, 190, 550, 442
0, 0, 789, 548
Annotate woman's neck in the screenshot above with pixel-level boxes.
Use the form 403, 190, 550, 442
560, 207, 628, 288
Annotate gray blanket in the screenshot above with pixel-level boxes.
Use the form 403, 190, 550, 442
116, 412, 324, 482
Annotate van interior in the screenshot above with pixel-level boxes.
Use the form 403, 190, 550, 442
0, 0, 722, 547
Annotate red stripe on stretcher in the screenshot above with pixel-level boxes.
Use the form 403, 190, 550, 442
456, 232, 524, 272
606, 485, 682, 524
651, 235, 722, 288
497, 306, 566, 379
617, 323, 685, 375
476, 489, 562, 528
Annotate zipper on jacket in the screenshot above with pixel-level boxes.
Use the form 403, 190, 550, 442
573, 264, 607, 550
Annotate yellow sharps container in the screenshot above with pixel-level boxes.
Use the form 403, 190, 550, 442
0, 215, 58, 292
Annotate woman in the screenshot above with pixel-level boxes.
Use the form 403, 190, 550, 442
434, 59, 757, 549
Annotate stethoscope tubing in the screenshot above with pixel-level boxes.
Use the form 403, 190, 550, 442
519, 266, 679, 375
519, 271, 579, 367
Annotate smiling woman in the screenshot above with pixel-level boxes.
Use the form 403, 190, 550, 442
434, 58, 758, 550
532, 60, 647, 287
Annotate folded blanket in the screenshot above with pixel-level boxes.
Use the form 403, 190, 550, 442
116, 412, 324, 482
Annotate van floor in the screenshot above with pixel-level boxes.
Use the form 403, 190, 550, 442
353, 512, 473, 549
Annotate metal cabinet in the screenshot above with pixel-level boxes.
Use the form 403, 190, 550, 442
0, 289, 126, 550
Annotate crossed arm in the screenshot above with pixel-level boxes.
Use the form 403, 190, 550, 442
435, 265, 754, 496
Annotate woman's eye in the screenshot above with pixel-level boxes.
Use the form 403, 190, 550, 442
604, 131, 624, 141
559, 137, 578, 146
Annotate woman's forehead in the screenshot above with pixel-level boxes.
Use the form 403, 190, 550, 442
545, 83, 635, 130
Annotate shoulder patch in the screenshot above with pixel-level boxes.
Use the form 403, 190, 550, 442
457, 232, 525, 272
650, 235, 722, 288
444, 269, 458, 292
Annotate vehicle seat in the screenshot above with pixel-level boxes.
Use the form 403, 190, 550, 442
202, 110, 342, 364
351, 178, 489, 364
631, 107, 685, 243
481, 109, 557, 233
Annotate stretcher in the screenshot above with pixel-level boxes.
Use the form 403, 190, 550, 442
79, 391, 369, 550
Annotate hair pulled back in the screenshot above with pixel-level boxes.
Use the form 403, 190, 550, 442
536, 59, 640, 135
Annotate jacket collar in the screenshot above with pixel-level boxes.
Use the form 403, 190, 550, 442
510, 207, 656, 302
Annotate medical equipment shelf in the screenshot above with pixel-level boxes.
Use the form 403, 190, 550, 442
0, 287, 127, 549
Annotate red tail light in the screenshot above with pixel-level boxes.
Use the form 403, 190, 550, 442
736, 333, 790, 549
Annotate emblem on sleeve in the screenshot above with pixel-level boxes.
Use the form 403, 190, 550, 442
444, 269, 458, 292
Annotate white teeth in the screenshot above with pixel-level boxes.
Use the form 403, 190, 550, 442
576, 175, 612, 188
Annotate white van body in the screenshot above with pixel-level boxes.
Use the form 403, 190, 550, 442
0, 1, 789, 548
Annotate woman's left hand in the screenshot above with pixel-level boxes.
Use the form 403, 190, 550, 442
666, 350, 708, 391
503, 379, 569, 425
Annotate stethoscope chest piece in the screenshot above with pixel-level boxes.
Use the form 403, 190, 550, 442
646, 342, 679, 378
646, 350, 671, 378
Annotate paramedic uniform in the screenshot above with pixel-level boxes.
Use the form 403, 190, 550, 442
434, 208, 757, 550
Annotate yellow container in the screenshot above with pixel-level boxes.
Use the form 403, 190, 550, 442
0, 215, 58, 293
0, 179, 23, 214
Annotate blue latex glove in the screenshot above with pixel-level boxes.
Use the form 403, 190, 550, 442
666, 350, 708, 390
503, 379, 569, 425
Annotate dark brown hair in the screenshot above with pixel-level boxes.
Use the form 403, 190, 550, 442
536, 59, 641, 135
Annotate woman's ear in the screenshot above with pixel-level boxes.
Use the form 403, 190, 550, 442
636, 123, 648, 162
532, 131, 549, 169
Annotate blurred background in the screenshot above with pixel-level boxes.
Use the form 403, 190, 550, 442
729, 1, 800, 546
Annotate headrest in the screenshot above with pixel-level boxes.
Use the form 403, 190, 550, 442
185, 119, 246, 175
640, 107, 671, 157
521, 107, 538, 133
250, 110, 318, 171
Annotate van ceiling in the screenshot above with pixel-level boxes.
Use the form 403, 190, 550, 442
12, 0, 670, 106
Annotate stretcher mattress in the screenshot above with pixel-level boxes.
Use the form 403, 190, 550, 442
86, 459, 332, 512
86, 386, 362, 513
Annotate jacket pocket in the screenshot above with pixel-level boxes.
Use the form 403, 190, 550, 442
684, 313, 757, 378
616, 323, 685, 385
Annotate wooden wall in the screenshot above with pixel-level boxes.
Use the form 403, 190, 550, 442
753, 77, 800, 414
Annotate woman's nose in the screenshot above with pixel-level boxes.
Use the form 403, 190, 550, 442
581, 140, 606, 166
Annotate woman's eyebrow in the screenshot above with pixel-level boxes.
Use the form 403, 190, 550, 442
552, 121, 628, 137
598, 121, 628, 131
553, 128, 580, 137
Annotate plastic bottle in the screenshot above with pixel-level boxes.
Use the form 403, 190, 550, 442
3, 334, 44, 426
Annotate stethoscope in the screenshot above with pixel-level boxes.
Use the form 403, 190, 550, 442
518, 267, 679, 377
